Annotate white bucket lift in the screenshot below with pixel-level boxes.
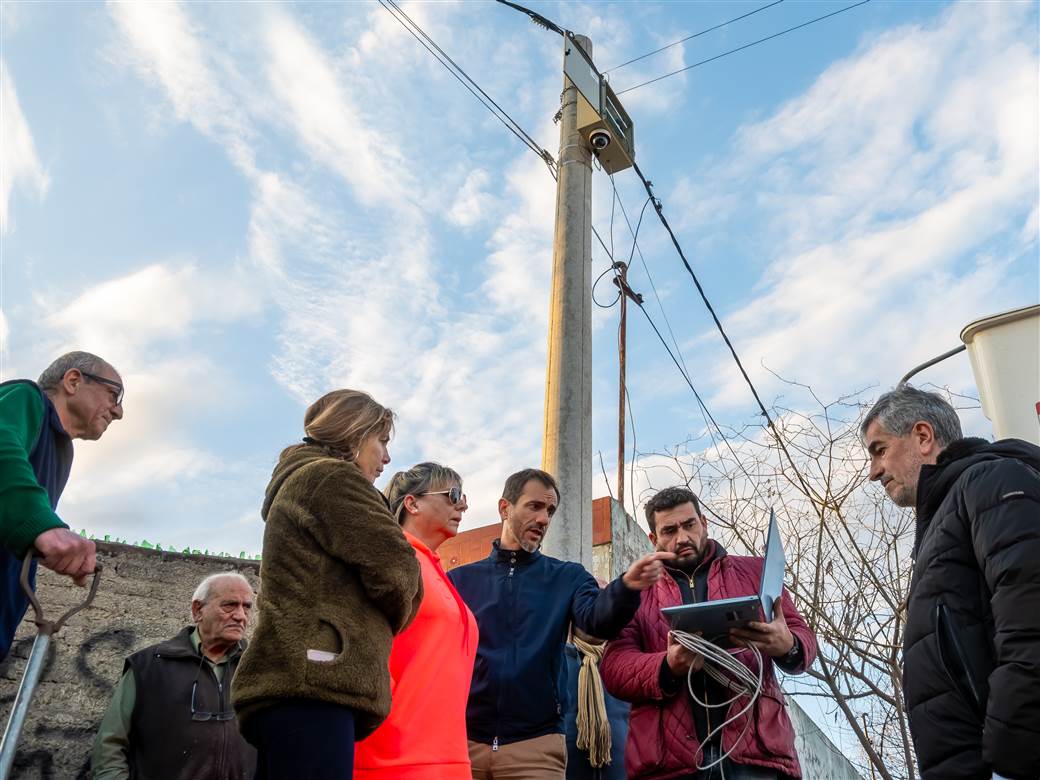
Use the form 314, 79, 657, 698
960, 304, 1040, 445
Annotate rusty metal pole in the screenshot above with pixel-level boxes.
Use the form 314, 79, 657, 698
616, 263, 629, 509
612, 263, 643, 517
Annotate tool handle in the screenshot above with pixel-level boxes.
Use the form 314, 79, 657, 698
19, 553, 103, 636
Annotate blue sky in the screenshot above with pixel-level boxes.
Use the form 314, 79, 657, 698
1, 0, 1037, 559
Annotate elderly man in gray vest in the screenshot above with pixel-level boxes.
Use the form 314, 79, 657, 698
91, 573, 257, 780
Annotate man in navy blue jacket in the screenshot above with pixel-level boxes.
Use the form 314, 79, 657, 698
449, 468, 672, 779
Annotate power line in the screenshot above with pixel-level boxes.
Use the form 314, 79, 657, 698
383, 0, 814, 515
590, 215, 769, 511
603, 0, 785, 74
493, 0, 565, 37
616, 0, 872, 95
378, 0, 557, 173
607, 175, 691, 380
628, 159, 837, 523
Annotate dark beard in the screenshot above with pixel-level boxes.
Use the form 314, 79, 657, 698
669, 546, 704, 574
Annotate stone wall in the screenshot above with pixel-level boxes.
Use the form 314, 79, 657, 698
0, 543, 259, 779
788, 697, 864, 779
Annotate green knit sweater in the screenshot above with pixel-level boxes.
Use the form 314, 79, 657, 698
0, 382, 65, 556
232, 445, 422, 738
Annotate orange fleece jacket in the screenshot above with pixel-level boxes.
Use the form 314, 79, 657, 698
354, 532, 478, 779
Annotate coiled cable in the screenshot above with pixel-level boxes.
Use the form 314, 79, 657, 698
669, 630, 764, 771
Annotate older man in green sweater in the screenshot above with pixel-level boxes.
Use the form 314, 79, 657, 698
0, 351, 123, 659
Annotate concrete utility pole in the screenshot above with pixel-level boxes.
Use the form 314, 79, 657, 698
541, 34, 594, 571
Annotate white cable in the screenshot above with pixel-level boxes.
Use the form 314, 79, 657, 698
670, 630, 764, 772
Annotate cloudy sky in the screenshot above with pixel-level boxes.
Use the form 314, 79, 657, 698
1, 0, 1036, 556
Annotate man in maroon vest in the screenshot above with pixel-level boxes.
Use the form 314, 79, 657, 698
91, 573, 257, 780
600, 487, 817, 779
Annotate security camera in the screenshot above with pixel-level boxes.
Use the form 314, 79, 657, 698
589, 130, 612, 151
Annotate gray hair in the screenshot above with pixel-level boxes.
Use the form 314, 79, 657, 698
38, 351, 114, 391
191, 573, 252, 606
861, 384, 963, 448
384, 462, 462, 523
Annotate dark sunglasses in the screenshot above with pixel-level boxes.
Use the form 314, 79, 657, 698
81, 372, 124, 406
422, 486, 466, 506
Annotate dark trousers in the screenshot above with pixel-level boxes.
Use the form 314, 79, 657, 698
680, 744, 782, 780
243, 699, 356, 779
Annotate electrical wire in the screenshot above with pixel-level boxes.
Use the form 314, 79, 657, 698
591, 213, 771, 516
493, 0, 565, 36
608, 176, 691, 380
484, 0, 866, 525
629, 159, 812, 476
387, 0, 795, 516
616, 0, 872, 95
671, 630, 764, 770
378, 0, 557, 174
592, 264, 622, 309
603, 0, 785, 74
594, 175, 737, 488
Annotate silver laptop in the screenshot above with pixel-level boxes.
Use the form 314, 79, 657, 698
660, 509, 785, 648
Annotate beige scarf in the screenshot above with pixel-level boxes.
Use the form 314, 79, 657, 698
572, 636, 613, 768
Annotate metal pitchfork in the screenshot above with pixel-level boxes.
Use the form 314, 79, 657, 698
0, 553, 102, 780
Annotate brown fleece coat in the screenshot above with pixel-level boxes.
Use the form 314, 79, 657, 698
232, 445, 422, 738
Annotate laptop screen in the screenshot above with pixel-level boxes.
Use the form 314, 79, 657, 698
758, 509, 786, 618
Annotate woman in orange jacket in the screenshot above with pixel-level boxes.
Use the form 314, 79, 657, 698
354, 462, 479, 780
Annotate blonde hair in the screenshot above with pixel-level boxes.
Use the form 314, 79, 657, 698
285, 389, 394, 462
384, 462, 462, 523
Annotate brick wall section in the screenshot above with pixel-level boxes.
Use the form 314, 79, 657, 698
0, 542, 259, 780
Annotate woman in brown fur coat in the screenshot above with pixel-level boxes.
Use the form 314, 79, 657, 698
232, 389, 422, 779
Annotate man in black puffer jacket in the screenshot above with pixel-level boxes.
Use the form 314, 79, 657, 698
861, 385, 1040, 780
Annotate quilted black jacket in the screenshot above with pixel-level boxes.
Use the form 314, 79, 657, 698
902, 437, 1040, 780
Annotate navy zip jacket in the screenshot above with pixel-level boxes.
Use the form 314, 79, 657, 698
448, 540, 641, 747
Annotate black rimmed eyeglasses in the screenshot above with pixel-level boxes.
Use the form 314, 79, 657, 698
190, 678, 234, 722
422, 486, 466, 506
81, 372, 124, 406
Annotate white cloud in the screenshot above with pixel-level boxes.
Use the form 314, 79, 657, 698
0, 59, 49, 234
31, 259, 267, 546
672, 0, 1038, 408
107, 0, 256, 172
44, 262, 262, 367
1022, 204, 1039, 248
98, 1, 561, 527
481, 155, 558, 326
448, 169, 493, 227
262, 9, 416, 208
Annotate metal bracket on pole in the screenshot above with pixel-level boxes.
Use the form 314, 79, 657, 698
0, 554, 102, 779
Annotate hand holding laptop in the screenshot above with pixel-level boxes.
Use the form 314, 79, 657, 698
729, 599, 795, 658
